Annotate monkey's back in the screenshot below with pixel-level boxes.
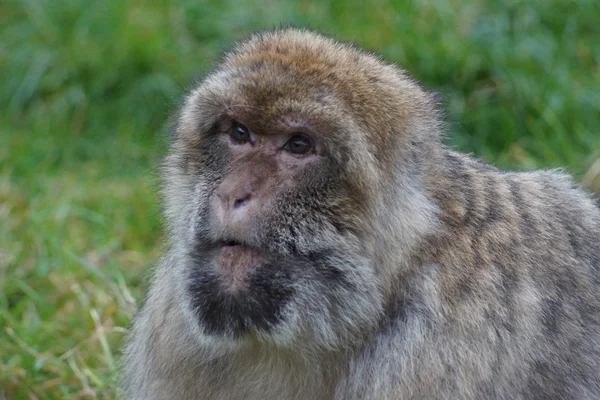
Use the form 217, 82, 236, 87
406, 150, 600, 398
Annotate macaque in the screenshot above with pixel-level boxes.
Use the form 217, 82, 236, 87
123, 28, 600, 399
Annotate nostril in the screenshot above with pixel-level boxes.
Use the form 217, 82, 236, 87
233, 194, 251, 209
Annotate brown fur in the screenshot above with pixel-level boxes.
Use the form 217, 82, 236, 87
122, 28, 600, 399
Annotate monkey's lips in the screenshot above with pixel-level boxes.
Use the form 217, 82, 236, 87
217, 241, 268, 290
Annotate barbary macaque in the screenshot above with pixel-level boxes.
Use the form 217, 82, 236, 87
123, 28, 600, 399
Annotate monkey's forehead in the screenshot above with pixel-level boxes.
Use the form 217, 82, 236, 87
188, 29, 431, 134
219, 29, 401, 103
225, 29, 383, 79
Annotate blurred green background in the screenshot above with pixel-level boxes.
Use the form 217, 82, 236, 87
1, 0, 599, 398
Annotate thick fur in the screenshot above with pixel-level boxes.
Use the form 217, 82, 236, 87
122, 28, 600, 399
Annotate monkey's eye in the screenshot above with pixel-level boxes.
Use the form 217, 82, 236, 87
284, 134, 313, 155
230, 122, 251, 144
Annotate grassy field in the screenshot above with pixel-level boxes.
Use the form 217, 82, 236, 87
1, 0, 599, 398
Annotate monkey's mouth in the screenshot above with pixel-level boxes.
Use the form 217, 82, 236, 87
216, 240, 268, 290
222, 240, 242, 247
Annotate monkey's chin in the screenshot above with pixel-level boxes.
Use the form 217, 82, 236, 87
186, 248, 296, 339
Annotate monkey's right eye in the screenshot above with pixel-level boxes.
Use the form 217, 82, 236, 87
230, 122, 251, 144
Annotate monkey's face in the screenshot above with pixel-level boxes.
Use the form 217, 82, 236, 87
162, 34, 421, 348
172, 110, 382, 348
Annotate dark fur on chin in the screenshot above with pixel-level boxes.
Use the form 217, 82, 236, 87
185, 245, 355, 340
186, 251, 296, 338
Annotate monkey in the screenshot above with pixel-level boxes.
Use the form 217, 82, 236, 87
122, 28, 600, 400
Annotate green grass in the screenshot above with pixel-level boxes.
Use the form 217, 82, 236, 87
1, 0, 599, 398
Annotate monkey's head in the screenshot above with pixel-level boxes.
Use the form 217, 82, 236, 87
164, 29, 441, 349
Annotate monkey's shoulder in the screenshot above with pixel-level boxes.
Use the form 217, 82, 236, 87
428, 152, 600, 294
438, 151, 599, 235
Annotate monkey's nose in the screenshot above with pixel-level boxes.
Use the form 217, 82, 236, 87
214, 175, 261, 225
216, 186, 254, 215
232, 193, 251, 209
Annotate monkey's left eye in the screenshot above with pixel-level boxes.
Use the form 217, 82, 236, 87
284, 134, 313, 155
230, 122, 251, 144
